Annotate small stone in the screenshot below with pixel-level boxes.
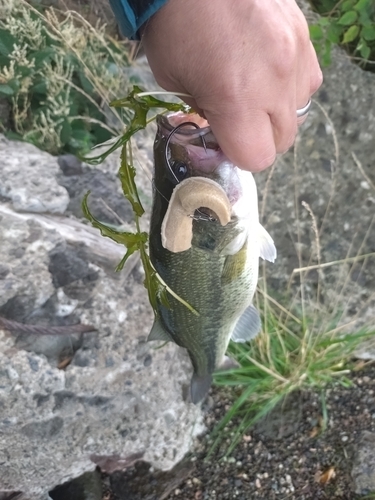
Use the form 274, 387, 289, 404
342, 436, 349, 442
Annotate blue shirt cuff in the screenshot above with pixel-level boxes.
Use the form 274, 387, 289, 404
109, 0, 169, 40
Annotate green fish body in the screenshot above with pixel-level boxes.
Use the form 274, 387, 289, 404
149, 113, 276, 403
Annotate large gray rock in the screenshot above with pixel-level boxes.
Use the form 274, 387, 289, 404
0, 136, 69, 214
0, 133, 204, 499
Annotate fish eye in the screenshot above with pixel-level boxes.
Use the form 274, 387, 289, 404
171, 160, 188, 181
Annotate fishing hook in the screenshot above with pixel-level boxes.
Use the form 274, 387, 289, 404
164, 121, 208, 183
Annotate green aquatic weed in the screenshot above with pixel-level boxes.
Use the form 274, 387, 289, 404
83, 86, 198, 317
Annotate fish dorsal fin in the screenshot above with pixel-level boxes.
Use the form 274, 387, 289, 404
190, 373, 213, 404
231, 304, 261, 343
258, 224, 277, 263
147, 318, 171, 342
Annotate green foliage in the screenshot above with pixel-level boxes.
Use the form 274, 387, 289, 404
309, 0, 375, 68
85, 85, 190, 165
83, 86, 198, 317
0, 0, 131, 155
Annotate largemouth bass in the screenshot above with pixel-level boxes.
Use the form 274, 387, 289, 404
148, 112, 276, 404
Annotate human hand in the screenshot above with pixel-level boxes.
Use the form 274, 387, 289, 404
142, 0, 323, 172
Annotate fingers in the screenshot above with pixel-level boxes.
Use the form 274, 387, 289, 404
309, 41, 324, 96
206, 108, 276, 172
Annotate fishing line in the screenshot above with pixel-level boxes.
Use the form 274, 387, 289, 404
164, 121, 207, 183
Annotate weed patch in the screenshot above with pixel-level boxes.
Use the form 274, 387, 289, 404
309, 0, 375, 70
0, 0, 131, 155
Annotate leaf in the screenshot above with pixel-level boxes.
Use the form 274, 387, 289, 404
83, 85, 191, 165
110, 85, 188, 113
309, 24, 324, 40
327, 23, 342, 44
354, 0, 370, 12
318, 17, 331, 27
338, 10, 358, 25
31, 48, 55, 67
359, 41, 371, 59
119, 144, 145, 217
342, 25, 360, 43
342, 0, 356, 10
60, 120, 72, 145
0, 84, 14, 96
82, 191, 148, 247
361, 25, 375, 41
317, 467, 336, 485
139, 245, 169, 314
0, 28, 16, 56
322, 40, 332, 66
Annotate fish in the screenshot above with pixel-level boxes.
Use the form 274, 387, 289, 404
148, 112, 276, 404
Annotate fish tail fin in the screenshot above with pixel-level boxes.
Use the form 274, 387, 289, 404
190, 373, 212, 404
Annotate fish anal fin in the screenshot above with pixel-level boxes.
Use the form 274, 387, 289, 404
231, 304, 261, 343
258, 224, 277, 263
190, 373, 212, 404
147, 318, 171, 343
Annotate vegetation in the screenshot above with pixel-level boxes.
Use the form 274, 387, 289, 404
0, 0, 131, 155
210, 283, 374, 455
309, 0, 375, 69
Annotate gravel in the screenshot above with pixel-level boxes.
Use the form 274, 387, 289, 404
103, 364, 375, 500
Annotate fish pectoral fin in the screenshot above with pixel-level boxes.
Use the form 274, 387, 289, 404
258, 223, 277, 263
217, 355, 240, 371
190, 373, 212, 404
147, 318, 171, 343
231, 304, 262, 343
221, 243, 247, 285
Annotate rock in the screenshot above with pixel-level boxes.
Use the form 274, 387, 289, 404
57, 168, 134, 225
0, 132, 204, 499
58, 154, 83, 176
0, 135, 69, 214
49, 470, 102, 500
352, 431, 375, 495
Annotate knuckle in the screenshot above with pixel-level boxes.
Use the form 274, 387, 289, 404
251, 147, 277, 172
276, 126, 297, 154
310, 68, 324, 94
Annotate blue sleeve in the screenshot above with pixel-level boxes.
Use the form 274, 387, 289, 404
109, 0, 169, 40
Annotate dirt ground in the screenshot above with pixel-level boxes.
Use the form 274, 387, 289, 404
103, 363, 375, 500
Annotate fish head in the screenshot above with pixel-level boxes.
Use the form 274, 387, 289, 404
154, 112, 257, 218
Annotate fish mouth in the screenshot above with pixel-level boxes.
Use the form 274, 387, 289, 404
157, 113, 244, 250
161, 176, 232, 253
157, 112, 219, 149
